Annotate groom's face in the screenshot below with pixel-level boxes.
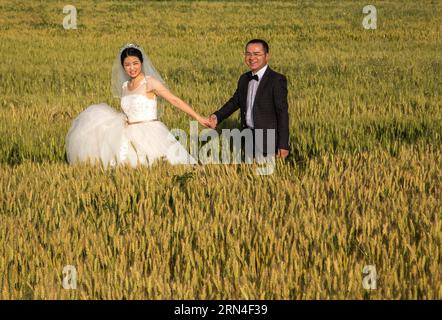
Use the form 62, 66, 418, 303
245, 43, 269, 73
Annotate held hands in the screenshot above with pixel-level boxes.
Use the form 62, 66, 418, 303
196, 115, 211, 128
208, 114, 218, 129
193, 114, 216, 128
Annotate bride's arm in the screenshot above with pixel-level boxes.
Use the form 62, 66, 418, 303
147, 77, 210, 127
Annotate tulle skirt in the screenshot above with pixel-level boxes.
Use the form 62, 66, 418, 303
66, 103, 197, 167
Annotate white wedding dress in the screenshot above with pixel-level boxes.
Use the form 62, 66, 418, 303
66, 76, 197, 167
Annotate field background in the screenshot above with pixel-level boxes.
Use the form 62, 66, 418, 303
0, 0, 441, 299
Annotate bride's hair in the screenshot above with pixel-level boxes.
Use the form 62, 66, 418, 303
120, 47, 144, 66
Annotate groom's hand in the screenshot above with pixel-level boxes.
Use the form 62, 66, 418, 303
209, 114, 218, 129
277, 148, 289, 158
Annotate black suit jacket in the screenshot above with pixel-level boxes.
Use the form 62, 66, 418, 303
213, 66, 289, 151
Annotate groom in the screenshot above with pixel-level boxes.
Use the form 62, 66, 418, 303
209, 39, 289, 158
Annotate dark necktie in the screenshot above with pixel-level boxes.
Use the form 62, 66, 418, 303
249, 74, 259, 81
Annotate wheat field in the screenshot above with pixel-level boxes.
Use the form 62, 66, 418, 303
0, 0, 441, 299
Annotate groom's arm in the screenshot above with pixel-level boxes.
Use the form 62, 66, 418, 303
273, 75, 290, 151
213, 80, 241, 123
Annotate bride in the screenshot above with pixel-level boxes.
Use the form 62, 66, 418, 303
66, 43, 210, 167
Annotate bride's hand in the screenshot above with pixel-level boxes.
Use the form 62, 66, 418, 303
196, 116, 211, 128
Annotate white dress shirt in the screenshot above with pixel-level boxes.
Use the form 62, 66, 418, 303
246, 65, 268, 129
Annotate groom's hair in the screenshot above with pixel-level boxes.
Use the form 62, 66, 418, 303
246, 39, 269, 54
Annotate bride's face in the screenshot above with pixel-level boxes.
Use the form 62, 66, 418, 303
123, 56, 142, 78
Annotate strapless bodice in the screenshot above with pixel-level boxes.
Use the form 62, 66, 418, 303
121, 77, 157, 122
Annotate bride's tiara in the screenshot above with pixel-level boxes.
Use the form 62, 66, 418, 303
119, 43, 142, 54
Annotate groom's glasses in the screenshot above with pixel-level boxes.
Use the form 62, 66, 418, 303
244, 52, 266, 57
